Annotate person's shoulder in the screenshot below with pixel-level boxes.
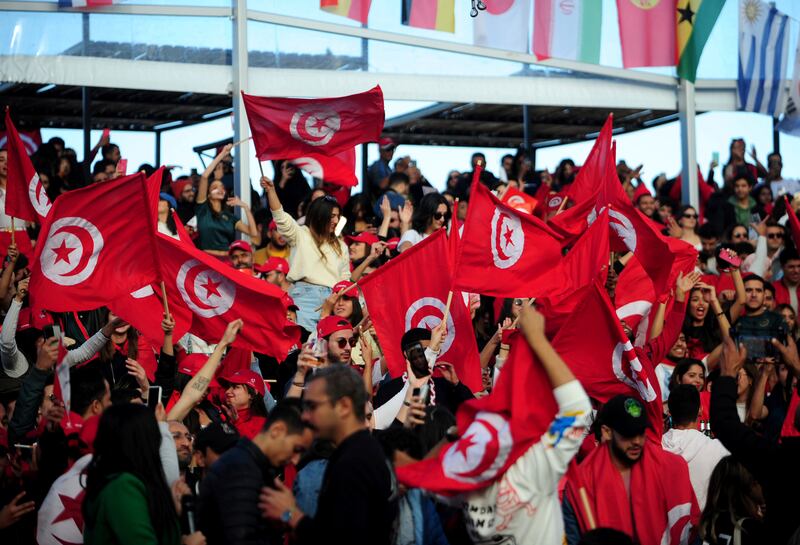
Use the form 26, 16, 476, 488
207, 439, 253, 474
102, 472, 147, 498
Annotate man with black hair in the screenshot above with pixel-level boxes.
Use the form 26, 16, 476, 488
198, 398, 313, 545
371, 324, 474, 428
662, 385, 728, 509
775, 247, 800, 312
69, 367, 111, 421
260, 365, 397, 545
368, 138, 396, 194
736, 274, 786, 343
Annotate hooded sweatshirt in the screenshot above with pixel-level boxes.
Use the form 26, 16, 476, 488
661, 427, 729, 509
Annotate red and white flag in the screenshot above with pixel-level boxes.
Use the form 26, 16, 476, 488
500, 186, 538, 215
242, 86, 384, 160
157, 234, 300, 359
554, 281, 663, 436
3, 109, 51, 223
358, 229, 482, 392
453, 181, 563, 298
37, 453, 91, 545
533, 0, 602, 64
616, 0, 677, 68
52, 335, 77, 431
785, 196, 800, 249
30, 173, 159, 312
473, 0, 530, 53
396, 330, 558, 494
289, 148, 357, 187
109, 284, 191, 350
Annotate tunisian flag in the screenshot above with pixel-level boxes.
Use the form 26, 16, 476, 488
110, 284, 191, 351
397, 330, 558, 494
785, 196, 800, 249
500, 186, 538, 215
4, 109, 51, 222
358, 229, 481, 392
30, 173, 159, 312
453, 181, 564, 298
156, 233, 300, 359
616, 0, 677, 68
289, 148, 357, 187
554, 281, 663, 436
242, 86, 384, 160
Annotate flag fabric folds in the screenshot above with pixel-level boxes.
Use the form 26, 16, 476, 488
4, 109, 52, 223
473, 0, 530, 53
534, 0, 602, 64
320, 0, 371, 23
615, 0, 676, 68
396, 330, 558, 495
30, 173, 159, 312
737, 1, 790, 117
402, 0, 454, 33
677, 0, 725, 82
778, 39, 800, 135
242, 86, 384, 161
359, 230, 482, 392
289, 148, 357, 187
501, 186, 538, 215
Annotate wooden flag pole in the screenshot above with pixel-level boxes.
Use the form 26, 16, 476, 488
160, 281, 171, 321
555, 196, 569, 215
579, 487, 597, 530
314, 282, 359, 312
441, 291, 454, 326
232, 135, 252, 147
10, 218, 15, 246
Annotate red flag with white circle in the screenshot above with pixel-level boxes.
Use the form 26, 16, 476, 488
4, 109, 51, 223
358, 229, 482, 392
29, 172, 159, 312
242, 86, 384, 160
289, 148, 357, 187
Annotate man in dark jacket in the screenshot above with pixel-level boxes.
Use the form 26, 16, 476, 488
711, 335, 800, 544
260, 365, 398, 545
198, 399, 313, 545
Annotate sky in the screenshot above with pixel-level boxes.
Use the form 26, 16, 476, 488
9, 0, 800, 193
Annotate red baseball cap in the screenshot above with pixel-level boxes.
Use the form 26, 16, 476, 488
345, 232, 380, 246
255, 257, 290, 275
218, 369, 266, 397
385, 237, 400, 250
378, 137, 396, 149
332, 281, 357, 298
317, 315, 353, 339
229, 240, 253, 254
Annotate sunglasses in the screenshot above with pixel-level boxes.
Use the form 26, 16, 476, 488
433, 211, 451, 221
513, 298, 525, 306
334, 336, 358, 349
768, 233, 784, 239
733, 233, 747, 239
682, 213, 698, 219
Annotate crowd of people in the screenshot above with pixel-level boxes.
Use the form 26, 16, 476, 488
1, 129, 800, 545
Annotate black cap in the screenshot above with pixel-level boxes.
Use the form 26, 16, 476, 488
600, 395, 649, 438
400, 327, 431, 352
195, 422, 239, 455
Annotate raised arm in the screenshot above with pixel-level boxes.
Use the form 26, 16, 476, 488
518, 305, 575, 388
728, 266, 746, 323
167, 319, 242, 421
646, 271, 698, 364
197, 143, 233, 204
261, 175, 299, 246
377, 196, 392, 239
0, 244, 19, 302
648, 302, 667, 340
231, 195, 261, 244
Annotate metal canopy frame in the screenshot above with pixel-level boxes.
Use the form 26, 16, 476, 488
0, 1, 741, 208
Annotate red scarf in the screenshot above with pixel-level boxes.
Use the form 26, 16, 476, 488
566, 441, 699, 545
232, 406, 266, 440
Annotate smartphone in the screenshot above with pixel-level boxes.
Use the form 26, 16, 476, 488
737, 335, 774, 360
716, 247, 742, 271
405, 344, 430, 379
116, 158, 128, 175
412, 387, 421, 398
102, 128, 110, 140
712, 151, 720, 164
747, 213, 761, 240
418, 383, 430, 404
147, 386, 163, 410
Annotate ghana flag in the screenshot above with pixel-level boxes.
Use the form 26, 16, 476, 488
677, 0, 725, 82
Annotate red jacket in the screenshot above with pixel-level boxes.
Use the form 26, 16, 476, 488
774, 279, 800, 311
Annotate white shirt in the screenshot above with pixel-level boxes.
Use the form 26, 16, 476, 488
662, 428, 729, 510
459, 380, 591, 545
397, 229, 426, 252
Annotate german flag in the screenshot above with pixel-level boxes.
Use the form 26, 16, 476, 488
401, 0, 455, 33
320, 0, 371, 24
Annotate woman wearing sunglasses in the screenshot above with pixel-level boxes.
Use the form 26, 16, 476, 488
675, 205, 702, 251
261, 176, 350, 333
397, 193, 450, 253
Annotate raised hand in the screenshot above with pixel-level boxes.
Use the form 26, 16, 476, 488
126, 358, 150, 392
226, 196, 247, 208
0, 491, 36, 529
379, 195, 391, 218
430, 320, 447, 353
720, 335, 747, 377
399, 201, 413, 225
220, 319, 243, 347
518, 304, 545, 341
675, 270, 702, 302
435, 361, 459, 385
6, 243, 18, 263
15, 276, 29, 302
161, 314, 176, 335
260, 176, 275, 192
750, 217, 767, 238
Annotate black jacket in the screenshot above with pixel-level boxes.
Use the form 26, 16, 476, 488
295, 429, 397, 545
373, 376, 474, 416
711, 375, 800, 544
198, 438, 281, 545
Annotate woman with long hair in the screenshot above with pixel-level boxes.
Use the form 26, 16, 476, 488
195, 144, 260, 257
682, 284, 731, 360
675, 205, 702, 250
261, 175, 349, 332
83, 404, 196, 545
217, 369, 268, 440
397, 193, 450, 253
699, 456, 766, 544
776, 303, 799, 341
737, 363, 768, 425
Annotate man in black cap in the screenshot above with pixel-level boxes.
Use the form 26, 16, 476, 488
195, 421, 240, 468
563, 395, 699, 545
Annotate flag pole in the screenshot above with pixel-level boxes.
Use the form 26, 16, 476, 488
314, 282, 360, 312
9, 218, 15, 246
232, 135, 252, 147
555, 197, 569, 215
441, 290, 454, 325
160, 281, 171, 321
579, 487, 597, 530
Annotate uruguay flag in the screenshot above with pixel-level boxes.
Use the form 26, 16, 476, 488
737, 0, 790, 117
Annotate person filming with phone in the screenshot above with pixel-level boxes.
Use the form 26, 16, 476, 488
285, 316, 356, 399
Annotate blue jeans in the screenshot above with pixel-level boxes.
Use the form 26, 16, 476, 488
289, 281, 331, 333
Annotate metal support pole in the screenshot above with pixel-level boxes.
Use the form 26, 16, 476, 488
773, 117, 780, 154
155, 130, 161, 166
360, 22, 370, 197
678, 79, 699, 209
231, 0, 251, 238
522, 104, 533, 164
81, 12, 91, 179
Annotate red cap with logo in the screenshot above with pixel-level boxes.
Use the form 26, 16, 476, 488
345, 232, 380, 246
255, 257, 290, 275
228, 240, 253, 254
218, 369, 266, 397
316, 315, 353, 339
378, 137, 396, 149
332, 281, 357, 298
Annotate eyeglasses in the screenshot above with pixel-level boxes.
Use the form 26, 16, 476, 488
682, 213, 698, 219
433, 211, 450, 221
513, 298, 525, 306
732, 233, 747, 239
302, 398, 332, 412
334, 336, 358, 349
768, 233, 784, 239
